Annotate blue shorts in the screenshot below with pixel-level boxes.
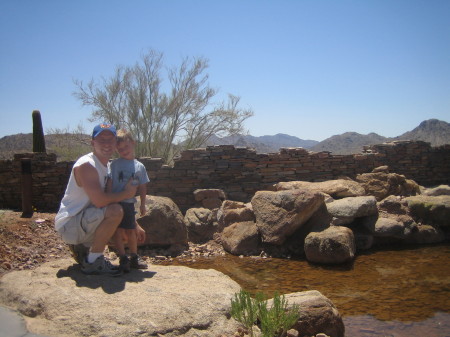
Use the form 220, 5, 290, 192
119, 202, 136, 229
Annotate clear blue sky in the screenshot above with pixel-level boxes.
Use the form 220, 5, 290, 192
1, 0, 449, 141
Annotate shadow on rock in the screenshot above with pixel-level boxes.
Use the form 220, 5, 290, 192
56, 264, 157, 294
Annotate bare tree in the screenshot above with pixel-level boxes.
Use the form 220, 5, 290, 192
73, 49, 253, 164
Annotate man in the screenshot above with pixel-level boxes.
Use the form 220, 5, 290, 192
55, 123, 144, 276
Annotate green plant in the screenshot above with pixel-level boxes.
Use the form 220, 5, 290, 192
259, 292, 300, 337
231, 290, 300, 337
32, 110, 46, 153
231, 290, 259, 337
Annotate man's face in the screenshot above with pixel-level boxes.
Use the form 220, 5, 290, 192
92, 131, 116, 159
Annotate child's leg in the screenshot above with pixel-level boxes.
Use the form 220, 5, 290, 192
114, 228, 131, 272
113, 228, 126, 256
125, 228, 138, 255
126, 226, 148, 269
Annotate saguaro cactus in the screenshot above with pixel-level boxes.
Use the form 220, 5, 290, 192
32, 110, 46, 153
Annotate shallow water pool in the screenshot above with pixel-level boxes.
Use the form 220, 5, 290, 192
165, 244, 450, 337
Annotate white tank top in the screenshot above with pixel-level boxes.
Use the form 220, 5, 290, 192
55, 153, 108, 230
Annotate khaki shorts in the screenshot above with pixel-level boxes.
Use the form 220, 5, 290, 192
58, 206, 106, 245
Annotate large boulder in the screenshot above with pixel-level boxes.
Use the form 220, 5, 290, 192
421, 185, 450, 196
137, 196, 188, 251
361, 197, 446, 244
367, 217, 409, 239
273, 179, 365, 198
376, 195, 418, 230
284, 203, 333, 257
304, 226, 356, 264
217, 200, 255, 232
251, 190, 324, 245
406, 224, 446, 244
221, 221, 260, 255
194, 189, 226, 209
361, 215, 445, 245
377, 195, 409, 215
405, 195, 450, 228
355, 172, 420, 201
184, 208, 218, 243
326, 196, 378, 225
0, 259, 241, 337
281, 290, 345, 337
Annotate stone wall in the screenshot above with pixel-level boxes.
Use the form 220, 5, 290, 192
0, 141, 448, 213
0, 153, 72, 212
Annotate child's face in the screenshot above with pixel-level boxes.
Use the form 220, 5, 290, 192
116, 139, 135, 160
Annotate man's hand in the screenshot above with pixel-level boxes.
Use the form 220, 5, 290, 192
123, 178, 139, 199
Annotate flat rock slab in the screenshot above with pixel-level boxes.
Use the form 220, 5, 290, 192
0, 259, 241, 337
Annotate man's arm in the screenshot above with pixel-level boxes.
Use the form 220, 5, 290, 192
105, 177, 113, 194
75, 162, 137, 208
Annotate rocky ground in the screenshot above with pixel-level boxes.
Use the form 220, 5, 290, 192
0, 210, 263, 337
0, 210, 69, 276
0, 209, 226, 278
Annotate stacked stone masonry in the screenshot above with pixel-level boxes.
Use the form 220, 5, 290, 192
0, 141, 448, 212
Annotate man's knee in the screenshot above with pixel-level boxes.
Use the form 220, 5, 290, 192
105, 203, 124, 222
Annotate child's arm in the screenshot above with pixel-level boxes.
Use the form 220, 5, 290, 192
138, 183, 147, 216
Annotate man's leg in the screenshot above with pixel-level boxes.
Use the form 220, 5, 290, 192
89, 203, 123, 254
81, 203, 124, 276
68, 244, 90, 264
66, 205, 122, 265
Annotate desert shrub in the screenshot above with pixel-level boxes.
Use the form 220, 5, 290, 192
231, 290, 300, 337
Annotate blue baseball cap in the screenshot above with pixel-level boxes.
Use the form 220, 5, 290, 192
92, 123, 117, 138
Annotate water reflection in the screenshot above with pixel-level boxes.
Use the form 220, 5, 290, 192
164, 244, 450, 337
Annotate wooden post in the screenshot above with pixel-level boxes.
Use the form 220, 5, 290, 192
21, 158, 33, 218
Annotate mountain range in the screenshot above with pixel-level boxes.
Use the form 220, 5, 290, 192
0, 119, 448, 160
205, 119, 450, 154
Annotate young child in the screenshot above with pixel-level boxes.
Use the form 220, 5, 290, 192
107, 129, 150, 272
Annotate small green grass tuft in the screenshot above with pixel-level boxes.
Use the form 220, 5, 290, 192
231, 290, 300, 337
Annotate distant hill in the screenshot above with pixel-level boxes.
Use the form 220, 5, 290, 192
309, 132, 389, 155
0, 133, 91, 161
0, 133, 32, 159
205, 133, 319, 153
309, 119, 450, 155
394, 119, 450, 146
1, 119, 448, 159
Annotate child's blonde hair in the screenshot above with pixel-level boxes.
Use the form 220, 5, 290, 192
116, 129, 135, 143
